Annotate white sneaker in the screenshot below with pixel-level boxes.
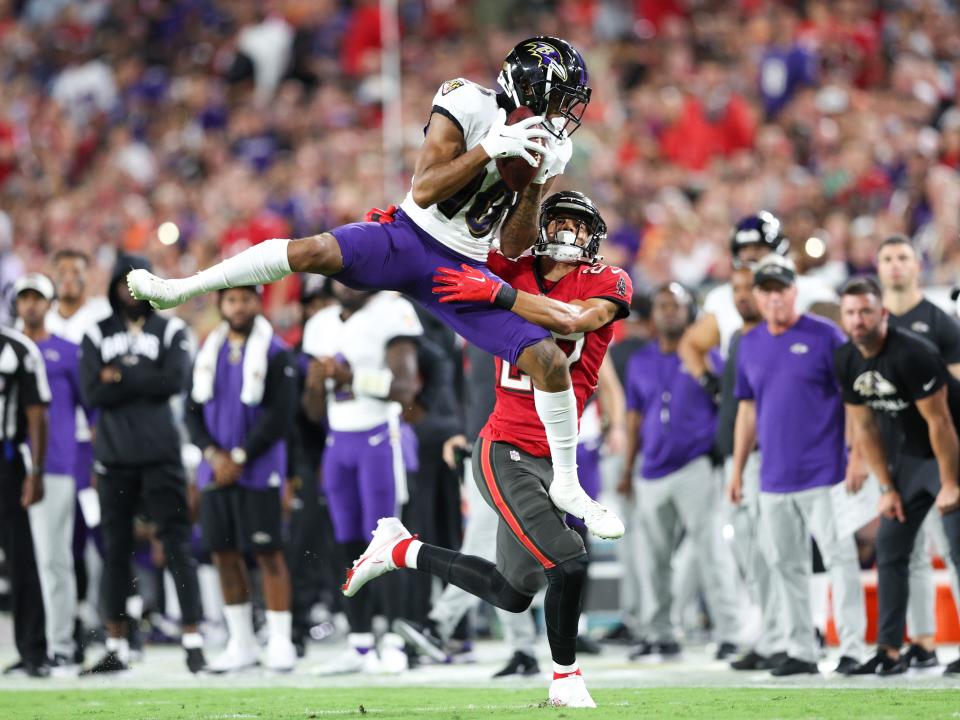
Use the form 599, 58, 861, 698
207, 639, 259, 674
549, 480, 625, 540
376, 633, 409, 674
549, 672, 597, 708
126, 269, 188, 310
341, 517, 412, 597
263, 638, 297, 673
311, 645, 380, 676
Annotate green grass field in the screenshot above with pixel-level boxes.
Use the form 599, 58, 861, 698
3, 687, 959, 720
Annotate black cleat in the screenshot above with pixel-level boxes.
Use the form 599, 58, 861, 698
80, 651, 129, 676
834, 655, 862, 675
393, 619, 449, 664
3, 659, 50, 678
730, 650, 769, 671
576, 634, 602, 655
628, 640, 681, 661
601, 622, 637, 645
492, 650, 540, 678
770, 656, 819, 676
944, 656, 960, 674
185, 647, 206, 674
849, 651, 907, 676
903, 644, 938, 669
715, 642, 739, 661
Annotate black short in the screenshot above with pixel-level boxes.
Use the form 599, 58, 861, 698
200, 484, 283, 553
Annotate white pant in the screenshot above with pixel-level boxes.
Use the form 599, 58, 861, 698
759, 485, 866, 663
28, 474, 77, 658
726, 453, 784, 656
428, 462, 537, 653
907, 509, 960, 637
635, 456, 741, 644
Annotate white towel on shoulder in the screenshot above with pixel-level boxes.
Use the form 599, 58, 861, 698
191, 315, 273, 406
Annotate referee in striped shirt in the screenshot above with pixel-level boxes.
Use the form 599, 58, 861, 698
0, 324, 51, 677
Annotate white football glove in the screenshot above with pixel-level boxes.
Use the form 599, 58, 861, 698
533, 131, 573, 185
480, 108, 554, 167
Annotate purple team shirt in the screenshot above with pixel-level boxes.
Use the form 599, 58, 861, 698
38, 335, 82, 476
196, 338, 287, 491
626, 344, 722, 479
735, 314, 846, 493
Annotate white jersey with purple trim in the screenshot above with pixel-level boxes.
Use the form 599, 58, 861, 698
302, 292, 423, 432
399, 78, 515, 263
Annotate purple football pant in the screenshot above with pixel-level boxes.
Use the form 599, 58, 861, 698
331, 209, 549, 366
322, 425, 397, 544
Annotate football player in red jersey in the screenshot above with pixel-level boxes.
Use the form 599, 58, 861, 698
341, 192, 630, 708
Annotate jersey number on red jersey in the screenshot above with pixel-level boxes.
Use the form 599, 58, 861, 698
498, 334, 585, 392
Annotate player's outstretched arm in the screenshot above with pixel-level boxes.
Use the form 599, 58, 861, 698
431, 263, 617, 334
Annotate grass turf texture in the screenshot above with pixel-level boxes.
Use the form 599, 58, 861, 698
2, 688, 958, 720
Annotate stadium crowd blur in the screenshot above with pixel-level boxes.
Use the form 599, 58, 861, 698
4, 0, 960, 678
3, 0, 960, 337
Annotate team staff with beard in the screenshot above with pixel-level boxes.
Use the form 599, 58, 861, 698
835, 277, 960, 675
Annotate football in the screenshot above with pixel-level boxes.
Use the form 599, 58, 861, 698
495, 106, 544, 192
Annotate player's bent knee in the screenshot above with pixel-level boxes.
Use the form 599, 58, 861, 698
518, 339, 568, 389
546, 556, 588, 589
288, 233, 343, 275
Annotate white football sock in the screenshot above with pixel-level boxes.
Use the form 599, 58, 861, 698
265, 610, 292, 644
553, 660, 579, 675
223, 603, 257, 648
534, 387, 579, 484
181, 632, 204, 650
106, 636, 130, 663
180, 239, 292, 298
404, 539, 423, 570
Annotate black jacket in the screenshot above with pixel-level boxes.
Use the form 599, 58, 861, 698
80, 256, 190, 466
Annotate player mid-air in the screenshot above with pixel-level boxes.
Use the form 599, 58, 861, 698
127, 36, 622, 539
341, 191, 631, 708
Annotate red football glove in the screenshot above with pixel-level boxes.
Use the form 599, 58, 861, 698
364, 205, 398, 224
432, 264, 503, 304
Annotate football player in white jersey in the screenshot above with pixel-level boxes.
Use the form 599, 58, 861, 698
127, 37, 624, 539
300, 283, 422, 673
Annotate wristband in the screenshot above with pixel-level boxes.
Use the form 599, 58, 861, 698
879, 483, 895, 494
493, 284, 517, 310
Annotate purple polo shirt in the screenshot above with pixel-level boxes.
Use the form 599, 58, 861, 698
196, 337, 287, 491
735, 314, 846, 493
38, 335, 82, 476
626, 344, 721, 479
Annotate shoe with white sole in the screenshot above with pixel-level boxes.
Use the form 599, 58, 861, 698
549, 480, 624, 540
376, 633, 409, 674
263, 638, 297, 673
341, 517, 412, 598
207, 640, 259, 674
311, 640, 381, 676
549, 671, 597, 708
126, 269, 189, 310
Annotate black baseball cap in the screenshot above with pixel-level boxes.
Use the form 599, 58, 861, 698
753, 255, 797, 287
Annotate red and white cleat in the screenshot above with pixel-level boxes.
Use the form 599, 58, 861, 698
549, 670, 597, 708
341, 517, 412, 598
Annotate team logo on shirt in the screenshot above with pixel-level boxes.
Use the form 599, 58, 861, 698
789, 343, 809, 354
510, 450, 521, 461
852, 371, 897, 397
526, 41, 569, 82
911, 321, 930, 334
441, 79, 465, 95
43, 349, 60, 363
616, 277, 627, 297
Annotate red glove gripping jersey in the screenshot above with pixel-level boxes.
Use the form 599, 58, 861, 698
480, 251, 632, 457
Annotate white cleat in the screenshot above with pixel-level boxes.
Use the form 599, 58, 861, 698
311, 645, 381, 676
549, 672, 597, 708
549, 481, 625, 540
207, 640, 259, 674
375, 633, 410, 674
263, 638, 297, 673
341, 517, 412, 598
126, 268, 188, 310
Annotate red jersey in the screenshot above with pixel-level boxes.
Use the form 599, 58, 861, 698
481, 251, 632, 457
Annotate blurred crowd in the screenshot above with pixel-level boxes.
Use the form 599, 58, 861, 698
3, 0, 960, 341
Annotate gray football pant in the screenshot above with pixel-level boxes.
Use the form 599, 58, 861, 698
28, 474, 77, 658
906, 500, 960, 638
427, 461, 537, 654
635, 455, 741, 644
725, 454, 785, 656
759, 485, 866, 663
